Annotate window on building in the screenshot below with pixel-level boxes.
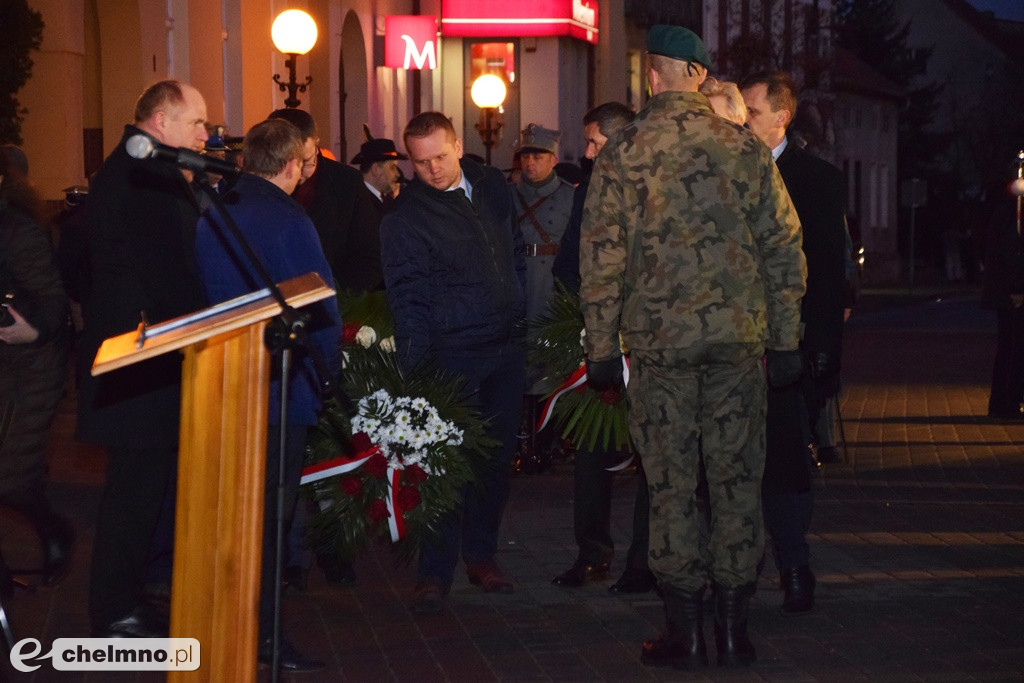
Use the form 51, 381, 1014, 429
854, 160, 862, 223
880, 165, 889, 228
869, 163, 878, 226
627, 50, 643, 111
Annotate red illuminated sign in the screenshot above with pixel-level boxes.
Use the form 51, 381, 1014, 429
441, 0, 599, 45
385, 16, 439, 69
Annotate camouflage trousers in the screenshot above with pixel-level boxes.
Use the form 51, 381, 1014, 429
627, 344, 766, 591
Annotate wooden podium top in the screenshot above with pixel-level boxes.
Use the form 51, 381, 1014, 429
91, 272, 335, 376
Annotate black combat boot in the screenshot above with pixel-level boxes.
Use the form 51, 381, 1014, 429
641, 585, 708, 670
713, 582, 757, 667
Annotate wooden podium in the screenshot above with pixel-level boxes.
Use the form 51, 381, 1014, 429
91, 273, 335, 681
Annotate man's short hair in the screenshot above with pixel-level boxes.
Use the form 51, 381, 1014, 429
268, 108, 318, 141
699, 77, 748, 126
739, 71, 798, 123
583, 102, 634, 139
242, 119, 304, 178
134, 80, 186, 123
403, 112, 456, 148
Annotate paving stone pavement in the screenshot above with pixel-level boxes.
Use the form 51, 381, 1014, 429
3, 289, 1023, 681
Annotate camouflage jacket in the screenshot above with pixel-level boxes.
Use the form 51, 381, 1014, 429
579, 91, 806, 361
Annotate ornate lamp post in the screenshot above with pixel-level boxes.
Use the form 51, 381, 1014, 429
271, 9, 318, 109
470, 74, 507, 166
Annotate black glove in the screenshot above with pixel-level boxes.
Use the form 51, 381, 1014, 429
765, 349, 804, 389
806, 351, 839, 381
586, 357, 623, 393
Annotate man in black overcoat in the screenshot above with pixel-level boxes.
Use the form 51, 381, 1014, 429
77, 80, 209, 636
741, 71, 847, 615
268, 108, 371, 291
348, 137, 408, 292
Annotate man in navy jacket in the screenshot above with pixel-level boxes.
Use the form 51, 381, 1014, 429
380, 111, 527, 613
195, 118, 340, 671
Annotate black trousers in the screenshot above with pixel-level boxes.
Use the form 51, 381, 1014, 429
258, 424, 309, 638
989, 307, 1024, 416
573, 451, 649, 570
762, 379, 814, 571
89, 444, 176, 629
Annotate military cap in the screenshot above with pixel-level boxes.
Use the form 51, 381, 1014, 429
350, 138, 408, 165
205, 125, 229, 152
62, 185, 89, 207
646, 24, 713, 70
517, 123, 560, 156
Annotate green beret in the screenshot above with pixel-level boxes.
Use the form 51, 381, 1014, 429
646, 24, 712, 70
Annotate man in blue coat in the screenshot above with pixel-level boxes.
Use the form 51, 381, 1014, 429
380, 111, 527, 613
195, 118, 341, 671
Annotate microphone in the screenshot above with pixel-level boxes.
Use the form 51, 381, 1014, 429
126, 134, 239, 177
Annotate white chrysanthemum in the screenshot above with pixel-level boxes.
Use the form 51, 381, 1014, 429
355, 325, 377, 349
379, 336, 396, 352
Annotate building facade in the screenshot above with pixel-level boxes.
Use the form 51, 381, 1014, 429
18, 0, 629, 198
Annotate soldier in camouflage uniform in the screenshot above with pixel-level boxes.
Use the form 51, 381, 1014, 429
515, 124, 575, 469
579, 25, 806, 670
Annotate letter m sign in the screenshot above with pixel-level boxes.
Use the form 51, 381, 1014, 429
385, 16, 438, 70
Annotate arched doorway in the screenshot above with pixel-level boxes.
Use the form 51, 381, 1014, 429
339, 11, 367, 164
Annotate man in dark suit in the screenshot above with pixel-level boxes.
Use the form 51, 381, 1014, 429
268, 108, 370, 291
78, 80, 209, 637
348, 137, 408, 292
741, 71, 847, 615
550, 102, 656, 594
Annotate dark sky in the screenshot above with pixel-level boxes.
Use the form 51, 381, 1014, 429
966, 0, 1024, 21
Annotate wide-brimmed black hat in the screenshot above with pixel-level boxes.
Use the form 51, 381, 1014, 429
350, 138, 407, 164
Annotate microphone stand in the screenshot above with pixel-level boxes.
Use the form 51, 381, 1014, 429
195, 182, 351, 682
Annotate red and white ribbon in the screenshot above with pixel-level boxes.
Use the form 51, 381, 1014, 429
536, 356, 631, 432
300, 445, 406, 542
535, 356, 633, 472
300, 446, 380, 484
385, 466, 406, 541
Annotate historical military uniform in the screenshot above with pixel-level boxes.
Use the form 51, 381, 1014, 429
516, 172, 574, 321
580, 87, 806, 597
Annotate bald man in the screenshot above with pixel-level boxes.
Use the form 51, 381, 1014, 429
78, 80, 210, 638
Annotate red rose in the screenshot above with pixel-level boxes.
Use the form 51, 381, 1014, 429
342, 322, 361, 345
350, 431, 373, 454
362, 453, 389, 479
397, 486, 421, 511
599, 388, 623, 405
367, 498, 390, 521
339, 476, 363, 497
403, 464, 428, 485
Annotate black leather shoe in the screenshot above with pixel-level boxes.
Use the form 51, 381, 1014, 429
551, 559, 610, 587
781, 565, 815, 615
319, 554, 357, 586
609, 568, 657, 594
258, 637, 326, 673
93, 603, 169, 638
40, 515, 75, 587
